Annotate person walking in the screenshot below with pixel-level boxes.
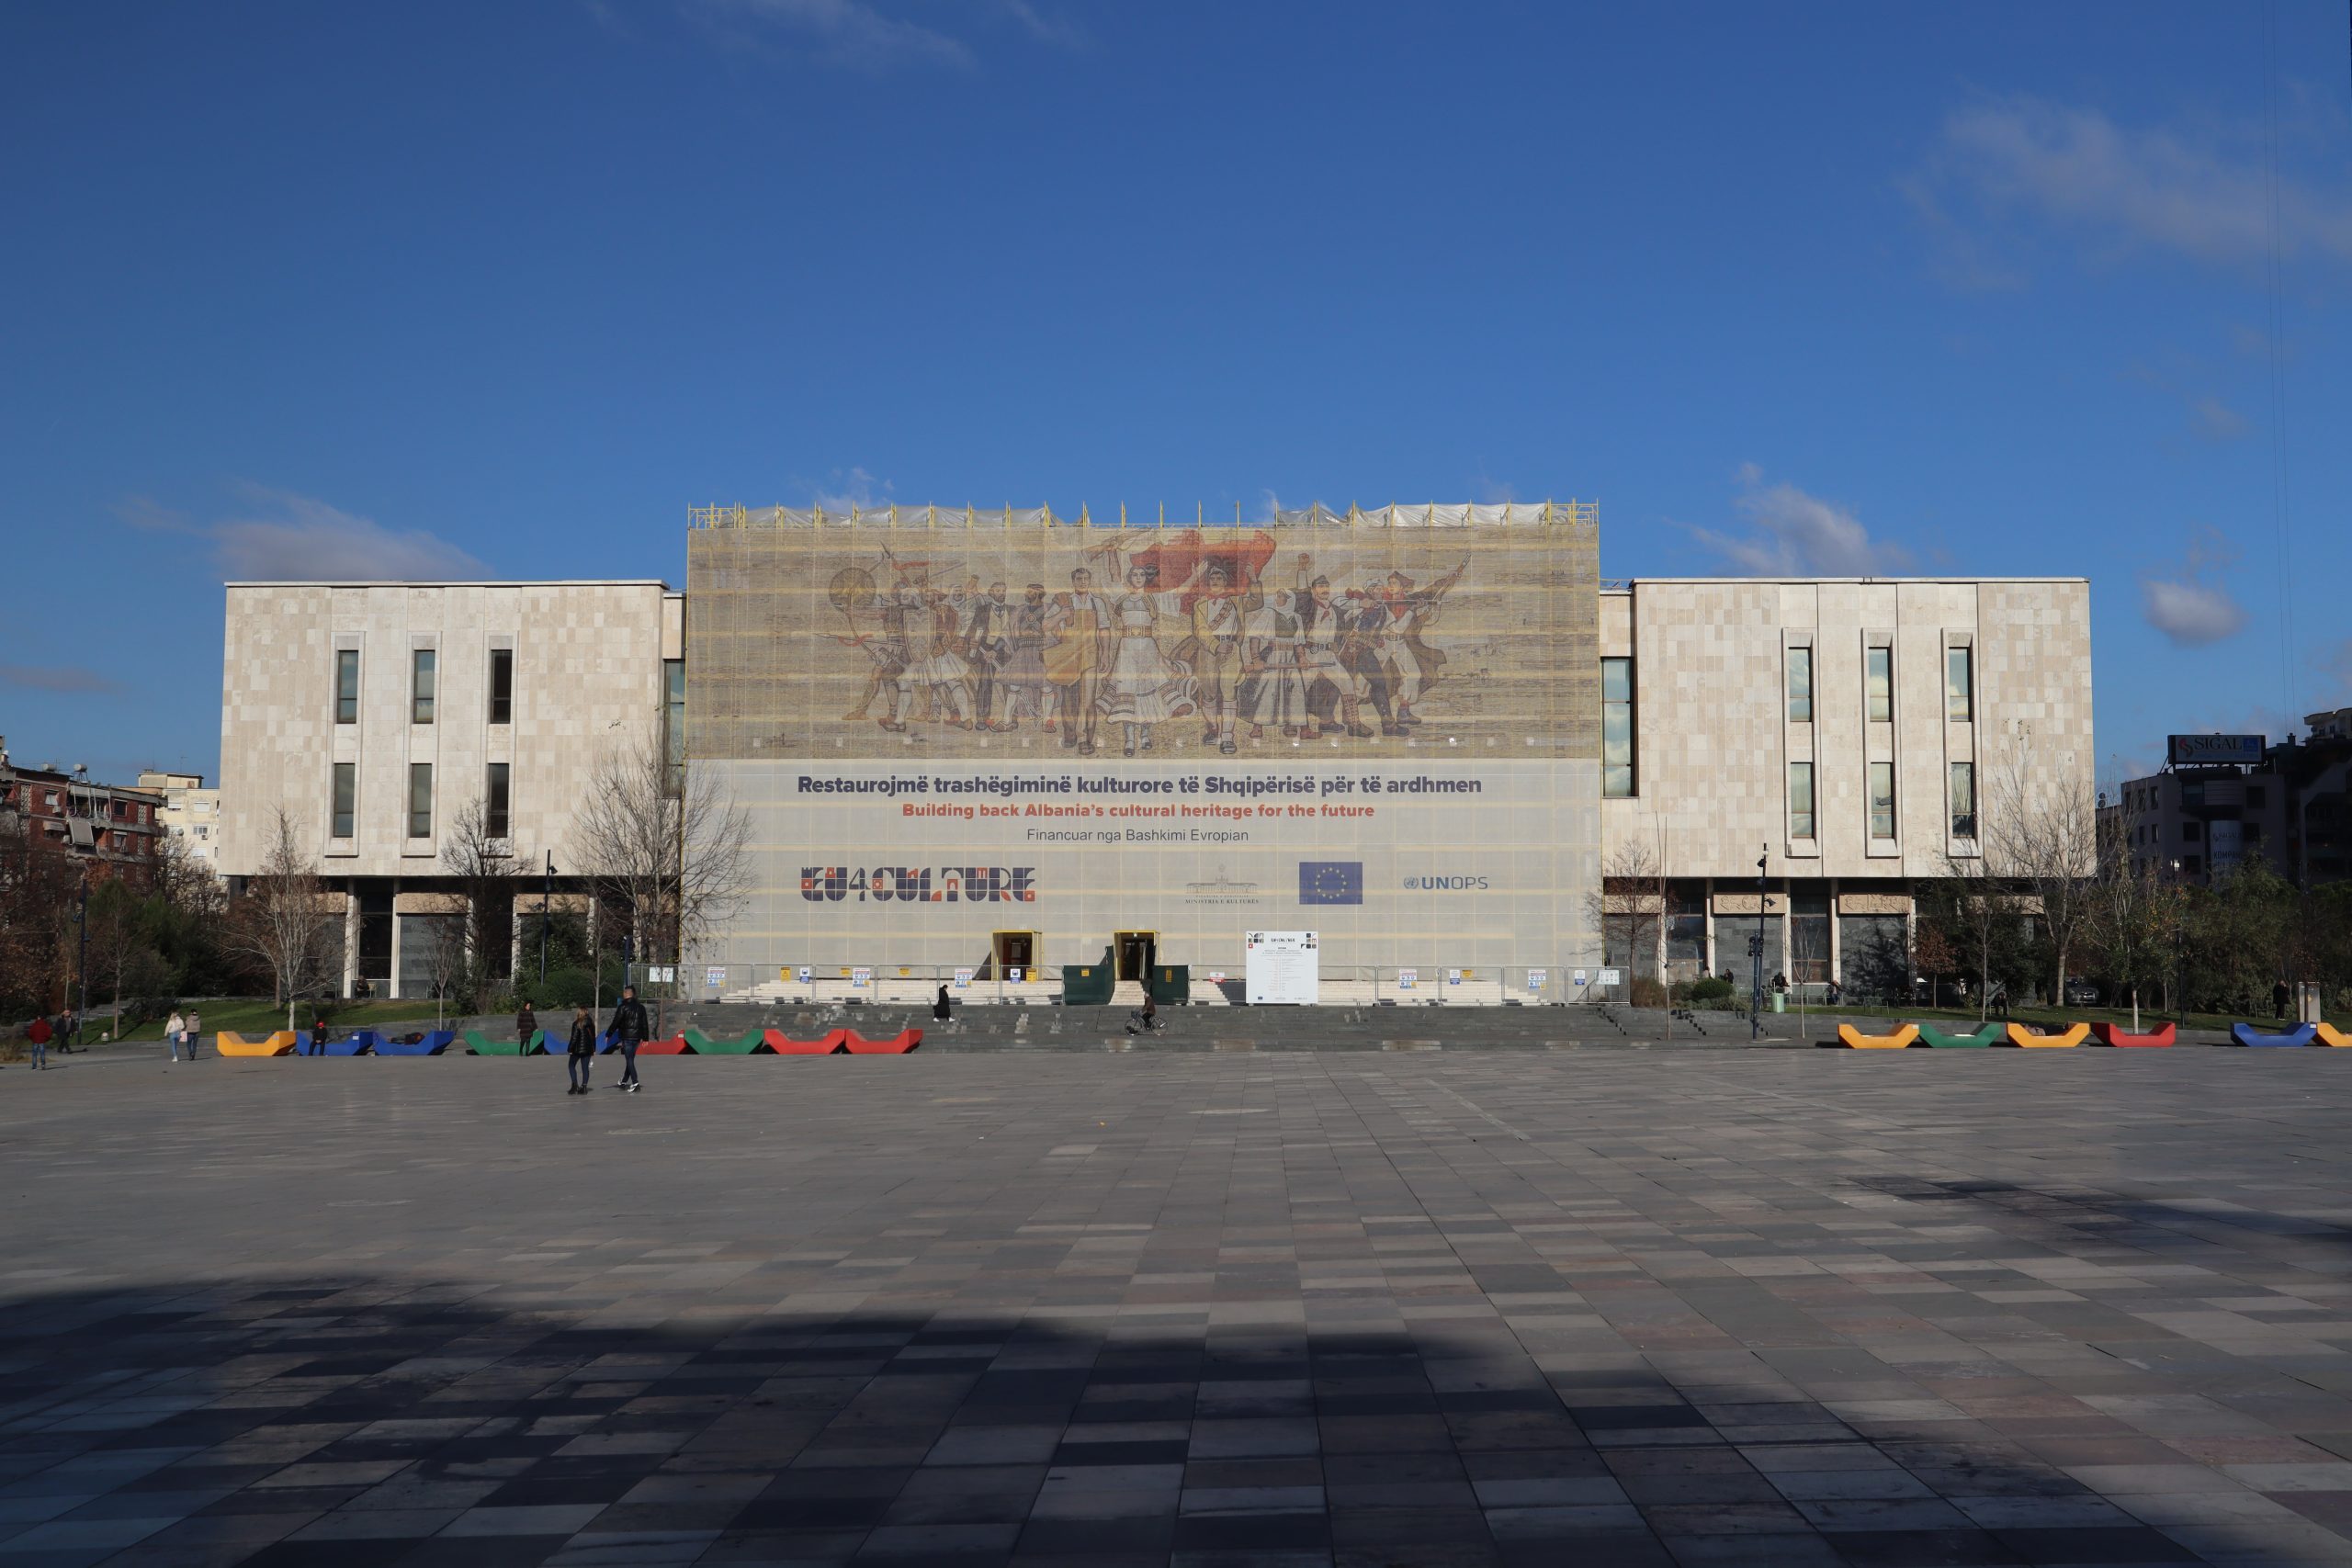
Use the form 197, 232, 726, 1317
165, 1008, 187, 1063
933, 984, 952, 1022
564, 1006, 596, 1094
609, 984, 649, 1094
56, 1007, 76, 1055
185, 1007, 202, 1060
26, 1014, 51, 1070
515, 998, 539, 1056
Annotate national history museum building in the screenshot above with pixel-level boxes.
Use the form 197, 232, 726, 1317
216, 502, 2091, 1004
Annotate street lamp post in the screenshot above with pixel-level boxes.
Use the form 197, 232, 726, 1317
539, 852, 556, 987
1751, 846, 1767, 1042
74, 870, 89, 1052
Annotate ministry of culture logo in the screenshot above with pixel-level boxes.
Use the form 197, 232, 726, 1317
802, 866, 1035, 903
1185, 865, 1261, 906
1298, 862, 1363, 906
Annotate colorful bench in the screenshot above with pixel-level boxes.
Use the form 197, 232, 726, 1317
2006, 1022, 2088, 1048
2318, 1023, 2350, 1048
763, 1028, 847, 1055
464, 1029, 548, 1056
683, 1027, 767, 1055
2088, 1022, 2175, 1046
1917, 1022, 2004, 1048
369, 1030, 455, 1056
214, 1031, 298, 1057
303, 1031, 371, 1056
2231, 1022, 2316, 1047
1836, 1023, 1917, 1049
840, 1028, 923, 1055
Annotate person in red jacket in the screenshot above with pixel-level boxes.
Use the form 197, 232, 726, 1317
26, 1014, 51, 1070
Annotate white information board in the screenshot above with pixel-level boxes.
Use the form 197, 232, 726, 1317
1245, 931, 1319, 1006
954, 967, 974, 989
1528, 969, 1547, 992
1396, 969, 1417, 990
1599, 967, 1622, 987
852, 966, 873, 989
706, 966, 726, 991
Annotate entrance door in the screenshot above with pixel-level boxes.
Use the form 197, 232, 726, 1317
1114, 931, 1156, 982
991, 931, 1035, 972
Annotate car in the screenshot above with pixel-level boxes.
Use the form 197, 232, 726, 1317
2062, 976, 2103, 1007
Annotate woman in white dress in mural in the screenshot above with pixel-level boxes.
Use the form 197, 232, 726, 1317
1097, 558, 1205, 755
1236, 589, 1310, 741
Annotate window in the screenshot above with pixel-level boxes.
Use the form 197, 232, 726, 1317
1600, 657, 1635, 797
407, 763, 433, 840
1868, 761, 1895, 840
2182, 820, 2202, 842
2183, 853, 2202, 876
1789, 761, 1815, 840
335, 649, 360, 723
1950, 761, 1977, 839
331, 762, 356, 839
1866, 646, 1892, 722
1946, 645, 1973, 722
490, 649, 514, 725
411, 649, 436, 724
2247, 784, 2267, 807
485, 762, 510, 840
1786, 647, 1813, 723
662, 657, 687, 797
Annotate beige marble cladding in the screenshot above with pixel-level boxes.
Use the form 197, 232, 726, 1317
1600, 578, 2091, 881
218, 581, 679, 877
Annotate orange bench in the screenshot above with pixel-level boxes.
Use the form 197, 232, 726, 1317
1836, 1023, 1917, 1049
214, 1031, 298, 1057
2006, 1022, 2088, 1048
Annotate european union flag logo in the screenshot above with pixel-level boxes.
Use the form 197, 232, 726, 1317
1299, 861, 1363, 905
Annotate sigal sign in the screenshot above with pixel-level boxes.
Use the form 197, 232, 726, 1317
2167, 734, 2264, 766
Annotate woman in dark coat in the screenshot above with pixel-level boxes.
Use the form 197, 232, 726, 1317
933, 985, 952, 1021
565, 1006, 595, 1094
515, 999, 538, 1055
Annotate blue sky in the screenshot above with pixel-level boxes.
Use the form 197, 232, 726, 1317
4, 0, 2347, 786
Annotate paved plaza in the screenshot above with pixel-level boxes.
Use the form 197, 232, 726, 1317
6, 1052, 2352, 1567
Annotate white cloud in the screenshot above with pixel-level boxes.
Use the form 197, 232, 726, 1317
1917, 96, 2352, 274
2139, 527, 2246, 647
1001, 0, 1085, 50
210, 489, 484, 581
810, 466, 889, 513
694, 0, 974, 71
1685, 466, 1912, 576
1, 663, 123, 695
2188, 395, 2249, 442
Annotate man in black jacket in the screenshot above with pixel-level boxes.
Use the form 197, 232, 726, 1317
609, 985, 650, 1094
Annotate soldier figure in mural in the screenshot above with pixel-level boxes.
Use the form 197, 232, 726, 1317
840, 571, 909, 724
1295, 558, 1378, 739
965, 581, 1011, 727
1046, 567, 1115, 755
1236, 588, 1309, 740
1178, 564, 1248, 755
988, 583, 1051, 732
1370, 561, 1465, 728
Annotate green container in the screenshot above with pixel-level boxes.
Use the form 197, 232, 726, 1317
1062, 951, 1115, 1007
465, 1029, 547, 1055
684, 1027, 764, 1055
1916, 1022, 2003, 1048
1147, 965, 1190, 1005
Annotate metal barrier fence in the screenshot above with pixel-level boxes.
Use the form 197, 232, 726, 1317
707, 964, 1615, 1007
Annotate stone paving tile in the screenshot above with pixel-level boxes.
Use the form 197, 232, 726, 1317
7, 1052, 2352, 1565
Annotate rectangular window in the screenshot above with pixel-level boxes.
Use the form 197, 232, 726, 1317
1789, 761, 1815, 840
2246, 784, 2266, 807
1950, 761, 1977, 839
485, 762, 510, 840
1868, 761, 1895, 840
1866, 646, 1892, 722
490, 649, 514, 725
407, 763, 433, 840
331, 762, 356, 839
2182, 820, 2202, 842
335, 649, 360, 724
1600, 657, 1635, 797
1786, 647, 1813, 723
412, 649, 436, 724
1946, 645, 1973, 722
662, 657, 687, 797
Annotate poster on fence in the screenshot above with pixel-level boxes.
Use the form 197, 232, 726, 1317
852, 966, 873, 989
954, 967, 973, 989
1246, 931, 1318, 1006
1397, 969, 1416, 989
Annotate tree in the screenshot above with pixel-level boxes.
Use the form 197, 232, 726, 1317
221, 807, 332, 1029
1588, 824, 1671, 1022
440, 795, 528, 1010
2084, 795, 2183, 1028
0, 807, 77, 1015
567, 732, 752, 982
1926, 841, 2023, 1023
1985, 745, 2098, 1005
1912, 919, 1957, 1009
84, 878, 160, 1043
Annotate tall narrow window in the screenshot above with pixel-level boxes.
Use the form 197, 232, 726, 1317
1868, 761, 1895, 840
485, 762, 510, 840
1600, 657, 1635, 797
662, 657, 687, 797
335, 649, 360, 724
407, 763, 433, 840
331, 762, 356, 839
1789, 761, 1815, 840
412, 649, 436, 725
1946, 645, 1973, 722
1950, 761, 1976, 840
1786, 647, 1814, 723
1866, 646, 1892, 722
489, 649, 514, 725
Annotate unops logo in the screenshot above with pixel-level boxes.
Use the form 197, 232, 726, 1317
1402, 874, 1490, 891
801, 866, 1036, 904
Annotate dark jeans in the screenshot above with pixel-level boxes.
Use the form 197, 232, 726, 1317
567, 1052, 592, 1089
618, 1043, 639, 1086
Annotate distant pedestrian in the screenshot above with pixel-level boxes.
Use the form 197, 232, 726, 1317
26, 1015, 51, 1070
166, 1009, 187, 1063
609, 984, 649, 1094
185, 1008, 202, 1060
515, 999, 538, 1055
58, 1007, 77, 1054
2274, 980, 2292, 1021
933, 984, 951, 1021
310, 1010, 332, 1056
564, 1006, 595, 1095
1992, 983, 2009, 1021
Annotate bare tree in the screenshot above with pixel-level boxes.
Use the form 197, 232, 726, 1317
1984, 741, 2098, 1005
440, 795, 529, 1010
222, 807, 331, 1030
1589, 825, 1668, 1018
85, 879, 152, 1043
2086, 793, 2184, 1029
413, 895, 469, 1030
568, 732, 751, 984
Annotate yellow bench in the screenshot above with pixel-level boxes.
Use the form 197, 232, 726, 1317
2006, 1022, 2088, 1048
214, 1031, 298, 1057
2316, 1022, 2350, 1048
1837, 1023, 1918, 1049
